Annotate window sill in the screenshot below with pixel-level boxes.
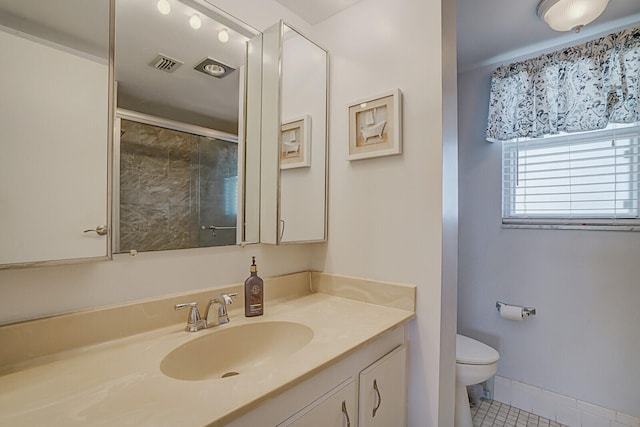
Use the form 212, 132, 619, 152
501, 222, 640, 232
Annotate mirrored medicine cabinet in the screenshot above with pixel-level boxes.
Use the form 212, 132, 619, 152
261, 21, 328, 244
112, 0, 262, 254
0, 0, 113, 268
0, 1, 328, 269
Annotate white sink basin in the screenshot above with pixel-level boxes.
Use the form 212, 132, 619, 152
160, 321, 314, 381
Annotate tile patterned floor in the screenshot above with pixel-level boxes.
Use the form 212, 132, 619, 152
471, 399, 567, 427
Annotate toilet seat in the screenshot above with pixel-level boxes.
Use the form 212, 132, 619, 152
456, 334, 499, 365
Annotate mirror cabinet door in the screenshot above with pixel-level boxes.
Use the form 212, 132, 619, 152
0, 0, 112, 268
113, 0, 261, 253
240, 32, 263, 245
261, 21, 328, 244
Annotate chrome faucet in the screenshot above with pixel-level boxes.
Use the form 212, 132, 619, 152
175, 293, 238, 332
205, 292, 238, 327
174, 302, 206, 332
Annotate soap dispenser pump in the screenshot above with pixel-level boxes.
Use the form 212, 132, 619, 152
244, 256, 264, 317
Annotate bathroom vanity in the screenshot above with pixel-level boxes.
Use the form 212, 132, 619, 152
0, 273, 414, 426
228, 329, 408, 427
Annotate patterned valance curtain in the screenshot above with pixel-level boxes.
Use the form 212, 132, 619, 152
486, 27, 640, 142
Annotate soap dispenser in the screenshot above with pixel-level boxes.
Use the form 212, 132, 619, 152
244, 256, 264, 317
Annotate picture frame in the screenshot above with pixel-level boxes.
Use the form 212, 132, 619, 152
347, 89, 402, 161
280, 115, 311, 169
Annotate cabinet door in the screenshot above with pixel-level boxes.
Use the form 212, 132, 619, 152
279, 377, 355, 427
0, 4, 110, 268
359, 344, 408, 427
260, 22, 328, 245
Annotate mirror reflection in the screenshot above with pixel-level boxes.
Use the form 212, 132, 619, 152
114, 0, 260, 253
260, 21, 328, 244
0, 0, 111, 267
116, 114, 238, 252
279, 23, 328, 243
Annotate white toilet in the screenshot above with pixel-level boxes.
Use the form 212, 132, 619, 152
455, 334, 500, 427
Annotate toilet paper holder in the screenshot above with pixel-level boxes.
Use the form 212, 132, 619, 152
496, 301, 536, 316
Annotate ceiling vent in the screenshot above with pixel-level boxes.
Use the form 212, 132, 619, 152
150, 54, 183, 73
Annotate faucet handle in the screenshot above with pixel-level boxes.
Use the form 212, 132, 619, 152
210, 292, 238, 325
218, 292, 238, 305
175, 302, 206, 332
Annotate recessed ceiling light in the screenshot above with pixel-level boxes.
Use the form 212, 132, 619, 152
204, 64, 226, 76
157, 0, 171, 15
218, 29, 229, 43
194, 57, 236, 79
189, 14, 202, 30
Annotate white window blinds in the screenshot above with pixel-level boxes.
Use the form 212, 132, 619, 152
502, 125, 640, 227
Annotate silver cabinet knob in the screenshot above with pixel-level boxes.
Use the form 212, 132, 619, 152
83, 225, 107, 236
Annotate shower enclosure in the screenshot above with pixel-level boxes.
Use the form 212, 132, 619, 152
116, 115, 238, 253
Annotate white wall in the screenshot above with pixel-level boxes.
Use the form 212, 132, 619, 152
0, 245, 314, 325
309, 0, 456, 425
457, 64, 640, 417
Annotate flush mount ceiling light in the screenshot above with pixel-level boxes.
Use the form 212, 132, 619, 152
157, 0, 171, 15
537, 0, 610, 33
194, 57, 236, 79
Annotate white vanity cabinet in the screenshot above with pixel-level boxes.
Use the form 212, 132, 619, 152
359, 345, 408, 427
278, 378, 356, 427
227, 325, 408, 427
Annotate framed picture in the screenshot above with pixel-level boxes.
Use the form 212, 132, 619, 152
347, 89, 402, 161
280, 115, 311, 169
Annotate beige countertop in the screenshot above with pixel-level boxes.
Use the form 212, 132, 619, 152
0, 272, 415, 426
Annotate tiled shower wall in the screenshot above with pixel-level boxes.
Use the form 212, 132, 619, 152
119, 119, 237, 252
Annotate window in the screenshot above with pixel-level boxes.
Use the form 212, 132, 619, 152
502, 125, 640, 229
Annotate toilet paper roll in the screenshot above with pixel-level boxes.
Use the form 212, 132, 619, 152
500, 304, 524, 320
